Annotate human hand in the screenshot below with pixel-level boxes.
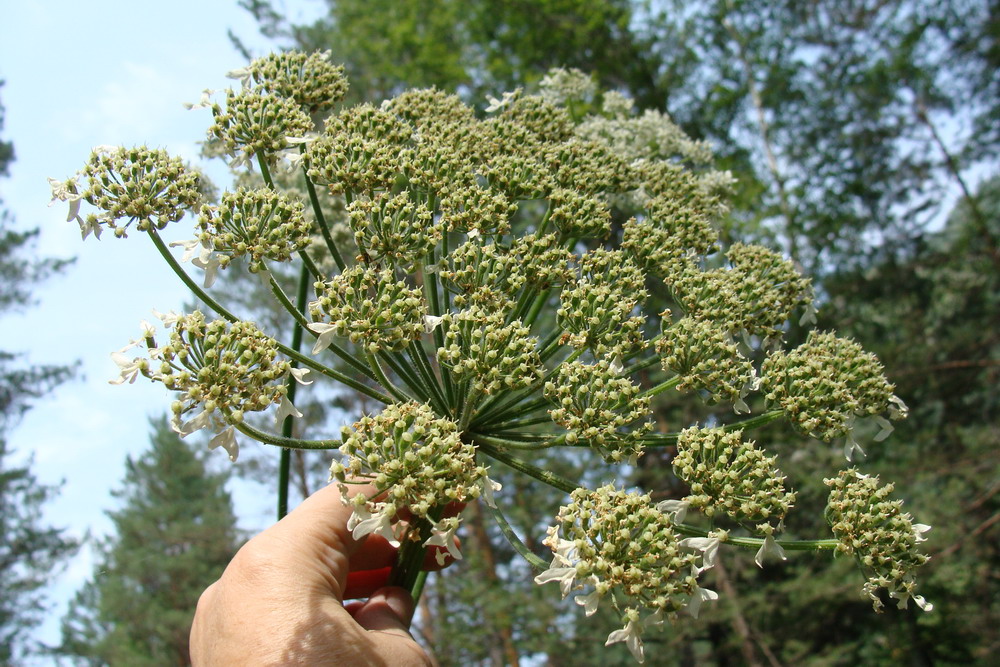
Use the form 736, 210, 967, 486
190, 482, 449, 665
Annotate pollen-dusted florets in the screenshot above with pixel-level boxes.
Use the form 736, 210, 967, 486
670, 243, 813, 340
657, 316, 755, 407
309, 265, 426, 354
209, 88, 314, 166
760, 331, 899, 442
197, 187, 311, 272
548, 187, 612, 238
558, 249, 648, 357
306, 104, 413, 196
132, 312, 292, 448
674, 427, 795, 528
535, 484, 714, 663
239, 50, 348, 113
332, 401, 486, 522
511, 233, 574, 288
68, 146, 201, 238
825, 469, 932, 612
544, 359, 652, 463
622, 192, 719, 277
347, 191, 440, 267
437, 308, 542, 395
437, 239, 524, 310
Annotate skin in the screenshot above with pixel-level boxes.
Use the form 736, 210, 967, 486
190, 482, 451, 666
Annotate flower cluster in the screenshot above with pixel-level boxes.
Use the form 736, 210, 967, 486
57, 50, 933, 663
544, 359, 651, 463
111, 311, 303, 461
308, 266, 426, 355
657, 316, 755, 409
825, 469, 932, 612
535, 484, 716, 663
231, 50, 348, 114
673, 427, 795, 529
50, 146, 202, 239
437, 308, 542, 396
332, 401, 487, 556
761, 331, 901, 453
197, 187, 311, 272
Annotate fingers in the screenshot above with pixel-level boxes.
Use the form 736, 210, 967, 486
352, 588, 432, 665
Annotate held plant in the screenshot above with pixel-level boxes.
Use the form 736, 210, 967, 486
51, 53, 932, 662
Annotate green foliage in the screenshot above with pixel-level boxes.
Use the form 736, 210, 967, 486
59, 418, 240, 666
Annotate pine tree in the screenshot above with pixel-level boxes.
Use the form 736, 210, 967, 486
60, 418, 240, 666
0, 79, 78, 664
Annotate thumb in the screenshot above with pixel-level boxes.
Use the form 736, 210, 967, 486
353, 586, 415, 635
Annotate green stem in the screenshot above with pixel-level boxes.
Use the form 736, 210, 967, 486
475, 440, 577, 495
388, 507, 443, 591
256, 151, 276, 189
380, 350, 432, 403
471, 433, 566, 450
277, 264, 310, 520
301, 149, 347, 272
637, 375, 681, 400
484, 500, 549, 571
367, 352, 413, 403
407, 342, 450, 416
233, 421, 341, 449
723, 409, 784, 432
671, 523, 839, 552
148, 228, 393, 405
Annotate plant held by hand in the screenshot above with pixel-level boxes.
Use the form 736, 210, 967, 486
52, 51, 931, 662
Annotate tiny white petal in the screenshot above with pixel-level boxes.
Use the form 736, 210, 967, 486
574, 590, 602, 616
274, 395, 303, 426
686, 586, 719, 619
656, 499, 689, 524
754, 534, 787, 568
423, 314, 445, 333
208, 427, 239, 462
290, 367, 313, 385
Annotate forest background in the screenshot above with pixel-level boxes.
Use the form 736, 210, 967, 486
1, 0, 997, 665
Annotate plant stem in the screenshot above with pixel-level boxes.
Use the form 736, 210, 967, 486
233, 421, 340, 449
475, 440, 577, 495
148, 228, 393, 404
300, 148, 347, 272
277, 264, 310, 521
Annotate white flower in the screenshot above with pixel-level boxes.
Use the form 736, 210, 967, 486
47, 177, 82, 222
889, 394, 909, 420
605, 618, 645, 663
479, 474, 502, 508
574, 590, 603, 617
289, 367, 312, 385
424, 517, 463, 566
109, 350, 144, 385
183, 88, 218, 110
152, 308, 183, 328
485, 90, 518, 113
679, 536, 721, 573
174, 409, 213, 436
873, 415, 894, 442
306, 322, 340, 354
423, 315, 445, 333
274, 395, 303, 426
912, 523, 932, 543
656, 499, 690, 524
890, 589, 934, 612
533, 561, 578, 598
686, 585, 719, 619
754, 533, 787, 568
843, 427, 866, 462
347, 505, 399, 546
209, 427, 239, 462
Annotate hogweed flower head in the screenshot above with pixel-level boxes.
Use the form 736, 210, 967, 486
208, 87, 314, 167
52, 146, 201, 239
545, 359, 652, 463
196, 187, 311, 272
825, 469, 932, 612
658, 316, 755, 409
536, 484, 716, 663
308, 266, 426, 354
63, 53, 931, 663
674, 426, 795, 529
347, 191, 440, 267
231, 50, 348, 114
761, 331, 899, 447
332, 401, 486, 543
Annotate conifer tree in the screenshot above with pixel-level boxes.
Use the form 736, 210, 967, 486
60, 417, 240, 666
0, 80, 77, 664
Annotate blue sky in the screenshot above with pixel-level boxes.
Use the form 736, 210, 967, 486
1, 0, 324, 655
